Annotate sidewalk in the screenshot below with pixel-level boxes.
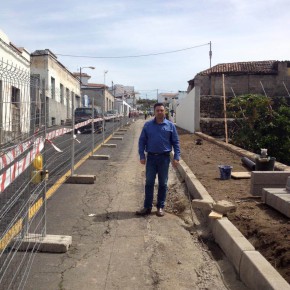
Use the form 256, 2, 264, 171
24, 119, 245, 290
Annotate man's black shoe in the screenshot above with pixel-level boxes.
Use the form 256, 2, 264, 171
135, 208, 152, 216
156, 208, 165, 217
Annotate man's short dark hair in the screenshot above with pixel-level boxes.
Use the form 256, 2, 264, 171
154, 103, 165, 110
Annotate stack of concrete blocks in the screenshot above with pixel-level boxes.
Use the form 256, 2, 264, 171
251, 171, 290, 218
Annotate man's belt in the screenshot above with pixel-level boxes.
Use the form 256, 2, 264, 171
147, 152, 170, 156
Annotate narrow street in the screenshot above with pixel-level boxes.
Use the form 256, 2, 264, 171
24, 119, 246, 290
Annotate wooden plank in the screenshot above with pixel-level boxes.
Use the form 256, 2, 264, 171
231, 171, 251, 179
208, 210, 223, 219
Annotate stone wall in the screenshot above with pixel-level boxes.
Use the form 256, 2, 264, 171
200, 95, 234, 118
200, 118, 236, 137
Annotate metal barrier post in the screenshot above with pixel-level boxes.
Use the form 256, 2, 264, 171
71, 94, 75, 175
91, 98, 94, 154
42, 94, 47, 236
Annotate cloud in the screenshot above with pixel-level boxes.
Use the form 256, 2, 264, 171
1, 0, 290, 98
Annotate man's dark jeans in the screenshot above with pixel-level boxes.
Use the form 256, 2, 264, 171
144, 154, 170, 209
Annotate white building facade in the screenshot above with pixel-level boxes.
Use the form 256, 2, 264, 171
0, 30, 31, 144
31, 49, 80, 126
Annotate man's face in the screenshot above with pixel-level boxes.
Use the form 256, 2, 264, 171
154, 105, 165, 119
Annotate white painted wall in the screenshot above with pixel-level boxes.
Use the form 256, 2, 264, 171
176, 87, 200, 133
31, 51, 80, 125
0, 30, 31, 138
114, 99, 131, 116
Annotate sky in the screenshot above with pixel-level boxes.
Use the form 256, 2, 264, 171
1, 0, 290, 99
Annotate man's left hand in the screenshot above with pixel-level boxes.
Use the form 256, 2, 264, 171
172, 159, 179, 168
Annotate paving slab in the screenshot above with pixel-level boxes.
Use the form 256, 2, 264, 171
16, 234, 72, 253
89, 154, 110, 160
101, 143, 117, 148
262, 188, 290, 217
66, 174, 96, 184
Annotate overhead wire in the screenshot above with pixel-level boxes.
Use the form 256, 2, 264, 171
55, 43, 210, 59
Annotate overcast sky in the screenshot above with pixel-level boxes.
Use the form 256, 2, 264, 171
1, 0, 289, 99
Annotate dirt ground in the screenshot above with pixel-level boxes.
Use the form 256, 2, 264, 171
177, 128, 290, 284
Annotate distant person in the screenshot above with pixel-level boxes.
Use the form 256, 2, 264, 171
144, 111, 148, 120
165, 110, 169, 120
137, 103, 180, 217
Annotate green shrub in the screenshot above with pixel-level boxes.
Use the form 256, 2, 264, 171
228, 94, 290, 165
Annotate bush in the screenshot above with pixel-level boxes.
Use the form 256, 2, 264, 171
228, 94, 290, 165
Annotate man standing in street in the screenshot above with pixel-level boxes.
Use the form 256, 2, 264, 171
137, 103, 180, 217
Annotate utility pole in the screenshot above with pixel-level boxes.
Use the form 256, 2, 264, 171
209, 41, 212, 68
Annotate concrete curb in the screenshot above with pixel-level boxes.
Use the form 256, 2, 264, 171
177, 159, 214, 203
176, 135, 290, 289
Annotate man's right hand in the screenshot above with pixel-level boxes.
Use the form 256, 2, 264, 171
140, 159, 146, 165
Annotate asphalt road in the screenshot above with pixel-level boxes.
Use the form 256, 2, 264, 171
24, 119, 247, 290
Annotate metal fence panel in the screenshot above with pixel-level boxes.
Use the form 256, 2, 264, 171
0, 59, 132, 289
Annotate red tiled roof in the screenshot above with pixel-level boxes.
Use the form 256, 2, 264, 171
159, 93, 178, 97
198, 60, 279, 76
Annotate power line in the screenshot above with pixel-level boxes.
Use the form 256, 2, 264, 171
55, 42, 210, 59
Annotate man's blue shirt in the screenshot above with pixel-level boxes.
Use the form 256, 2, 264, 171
138, 118, 181, 161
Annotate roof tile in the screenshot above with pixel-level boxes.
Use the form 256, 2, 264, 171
198, 60, 279, 76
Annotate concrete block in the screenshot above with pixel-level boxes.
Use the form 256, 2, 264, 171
212, 217, 255, 273
251, 171, 290, 196
101, 143, 117, 148
111, 137, 123, 140
262, 188, 290, 217
251, 171, 290, 184
213, 200, 236, 214
89, 154, 110, 160
240, 251, 290, 290
114, 132, 125, 135
262, 187, 288, 201
16, 234, 72, 253
192, 199, 214, 210
66, 174, 96, 184
286, 176, 290, 191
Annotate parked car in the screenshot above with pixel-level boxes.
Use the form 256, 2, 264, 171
74, 107, 105, 133
105, 110, 120, 122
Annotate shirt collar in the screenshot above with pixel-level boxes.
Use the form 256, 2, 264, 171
154, 117, 167, 124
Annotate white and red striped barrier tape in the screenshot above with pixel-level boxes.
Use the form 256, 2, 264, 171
0, 137, 44, 193
0, 116, 113, 193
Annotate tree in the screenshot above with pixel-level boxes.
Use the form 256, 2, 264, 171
136, 98, 157, 111
228, 94, 290, 165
